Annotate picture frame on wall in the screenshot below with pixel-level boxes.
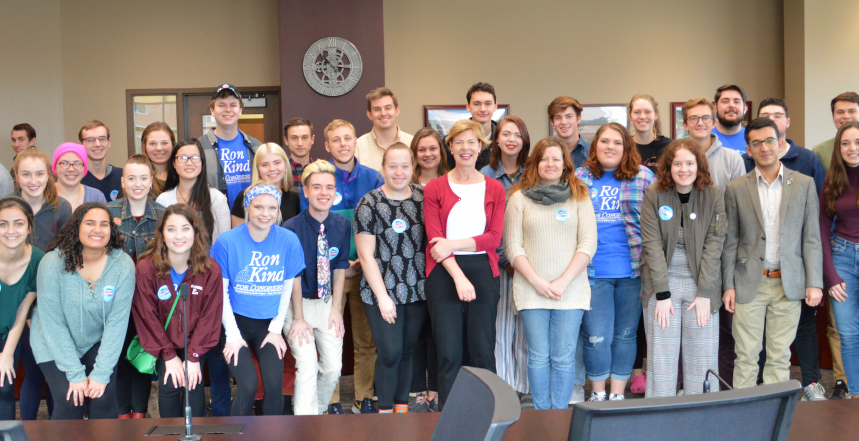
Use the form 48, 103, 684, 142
549, 104, 629, 142
670, 101, 754, 139
424, 105, 510, 140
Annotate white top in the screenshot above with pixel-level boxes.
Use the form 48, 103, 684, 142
156, 186, 231, 243
446, 181, 487, 255
755, 164, 784, 269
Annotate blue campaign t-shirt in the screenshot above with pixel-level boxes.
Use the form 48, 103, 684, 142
211, 224, 305, 319
170, 267, 186, 292
712, 126, 747, 153
591, 172, 632, 278
216, 134, 252, 209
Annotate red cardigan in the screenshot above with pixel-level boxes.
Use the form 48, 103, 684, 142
132, 256, 224, 363
423, 174, 506, 277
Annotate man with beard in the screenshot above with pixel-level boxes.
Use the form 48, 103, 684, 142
712, 84, 749, 152
812, 92, 859, 172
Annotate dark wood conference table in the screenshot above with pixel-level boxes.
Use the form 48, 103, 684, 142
21, 399, 858, 440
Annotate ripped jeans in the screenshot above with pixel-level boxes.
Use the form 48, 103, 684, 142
581, 277, 642, 382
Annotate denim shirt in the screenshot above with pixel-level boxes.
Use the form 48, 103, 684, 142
480, 162, 525, 267
106, 198, 166, 259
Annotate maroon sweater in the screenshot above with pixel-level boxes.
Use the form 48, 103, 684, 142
132, 256, 223, 362
820, 165, 859, 290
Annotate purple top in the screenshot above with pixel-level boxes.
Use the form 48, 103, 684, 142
820, 165, 859, 289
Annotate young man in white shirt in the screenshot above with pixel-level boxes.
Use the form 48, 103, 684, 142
355, 87, 413, 172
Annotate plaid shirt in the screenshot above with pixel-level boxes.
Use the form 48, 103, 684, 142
575, 165, 655, 282
290, 157, 313, 195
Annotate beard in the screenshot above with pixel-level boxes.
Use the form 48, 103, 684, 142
717, 110, 745, 129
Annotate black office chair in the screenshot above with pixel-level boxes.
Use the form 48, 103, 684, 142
0, 421, 29, 441
431, 367, 521, 441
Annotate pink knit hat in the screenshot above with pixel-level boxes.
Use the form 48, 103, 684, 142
52, 143, 88, 175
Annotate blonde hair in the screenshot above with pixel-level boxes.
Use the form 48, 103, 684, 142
445, 119, 490, 148
323, 119, 355, 143
13, 147, 60, 211
301, 159, 337, 187
243, 182, 283, 225
252, 143, 293, 192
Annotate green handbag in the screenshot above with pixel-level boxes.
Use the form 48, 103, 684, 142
126, 291, 182, 375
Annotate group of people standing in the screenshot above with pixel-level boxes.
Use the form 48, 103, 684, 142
0, 81, 857, 423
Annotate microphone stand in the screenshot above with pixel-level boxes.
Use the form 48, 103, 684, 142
179, 282, 201, 441
703, 369, 734, 393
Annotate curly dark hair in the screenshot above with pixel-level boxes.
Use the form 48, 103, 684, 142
655, 139, 714, 192
46, 202, 124, 273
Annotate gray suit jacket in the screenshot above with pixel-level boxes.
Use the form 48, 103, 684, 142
721, 168, 823, 303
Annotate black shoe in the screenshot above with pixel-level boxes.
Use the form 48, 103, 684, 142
283, 394, 294, 415
352, 398, 378, 414
254, 399, 264, 416
325, 403, 345, 414
830, 380, 851, 399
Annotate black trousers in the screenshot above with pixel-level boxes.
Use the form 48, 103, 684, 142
116, 319, 152, 414
227, 314, 284, 416
40, 343, 119, 420
757, 301, 821, 387
426, 255, 499, 409
411, 315, 439, 393
633, 312, 646, 370
156, 349, 207, 418
364, 300, 427, 410
0, 335, 21, 420
719, 305, 736, 388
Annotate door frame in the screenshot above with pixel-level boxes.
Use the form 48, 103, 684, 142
125, 86, 281, 157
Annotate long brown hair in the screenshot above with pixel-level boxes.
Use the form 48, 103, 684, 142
584, 122, 642, 181
628, 93, 663, 137
13, 147, 61, 211
824, 121, 859, 217
509, 137, 588, 201
410, 128, 449, 184
489, 116, 531, 169
139, 204, 213, 277
655, 139, 713, 192
141, 122, 176, 195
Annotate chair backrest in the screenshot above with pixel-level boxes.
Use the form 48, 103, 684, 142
0, 422, 29, 441
431, 367, 521, 441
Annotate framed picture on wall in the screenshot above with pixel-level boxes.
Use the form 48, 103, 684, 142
423, 105, 509, 140
550, 104, 629, 142
670, 101, 753, 139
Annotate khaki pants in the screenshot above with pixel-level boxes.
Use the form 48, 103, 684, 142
285, 298, 343, 415
330, 276, 377, 404
828, 305, 847, 383
733, 277, 801, 389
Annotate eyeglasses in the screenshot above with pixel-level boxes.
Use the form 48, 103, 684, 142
759, 112, 786, 119
749, 137, 778, 149
176, 155, 202, 164
57, 161, 85, 170
82, 136, 109, 145
686, 116, 714, 124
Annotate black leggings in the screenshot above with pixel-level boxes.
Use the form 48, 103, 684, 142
156, 349, 207, 418
116, 320, 152, 414
227, 314, 284, 416
633, 311, 646, 370
426, 255, 499, 409
411, 314, 439, 393
364, 301, 427, 410
40, 342, 119, 420
0, 335, 21, 420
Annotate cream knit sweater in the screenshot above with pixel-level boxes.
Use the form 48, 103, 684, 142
503, 190, 598, 311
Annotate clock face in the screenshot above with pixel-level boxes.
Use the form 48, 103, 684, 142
303, 37, 363, 97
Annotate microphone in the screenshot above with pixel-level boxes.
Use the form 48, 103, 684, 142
178, 282, 201, 441
703, 369, 733, 393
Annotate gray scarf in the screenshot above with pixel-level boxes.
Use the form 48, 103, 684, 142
521, 182, 571, 205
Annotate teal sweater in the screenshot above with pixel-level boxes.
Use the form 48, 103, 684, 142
30, 248, 135, 384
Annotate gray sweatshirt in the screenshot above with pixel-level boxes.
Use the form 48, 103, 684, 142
30, 248, 135, 384
704, 134, 745, 194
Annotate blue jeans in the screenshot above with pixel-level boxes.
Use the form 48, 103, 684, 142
519, 309, 584, 409
831, 236, 859, 395
581, 278, 642, 381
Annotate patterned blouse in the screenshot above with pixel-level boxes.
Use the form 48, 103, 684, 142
353, 185, 427, 305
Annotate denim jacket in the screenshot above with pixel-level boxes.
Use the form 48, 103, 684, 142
106, 198, 166, 258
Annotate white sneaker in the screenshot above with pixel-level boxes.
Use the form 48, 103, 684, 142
676, 389, 685, 396
802, 383, 826, 401
588, 391, 606, 402
570, 383, 585, 404
609, 393, 625, 401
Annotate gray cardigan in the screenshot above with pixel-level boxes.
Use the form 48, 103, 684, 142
639, 182, 728, 313
30, 248, 135, 384
199, 129, 261, 196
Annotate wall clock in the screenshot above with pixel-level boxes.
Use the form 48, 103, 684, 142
303, 37, 363, 97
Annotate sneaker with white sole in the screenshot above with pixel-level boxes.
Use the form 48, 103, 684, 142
802, 382, 826, 401
830, 380, 851, 400
609, 393, 625, 401
588, 391, 606, 401
570, 383, 585, 404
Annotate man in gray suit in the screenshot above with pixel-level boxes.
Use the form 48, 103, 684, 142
721, 117, 823, 390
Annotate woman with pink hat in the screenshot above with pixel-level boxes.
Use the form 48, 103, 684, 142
52, 143, 106, 211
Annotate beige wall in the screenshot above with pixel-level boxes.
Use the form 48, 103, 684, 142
60, 0, 280, 167
803, 0, 859, 147
384, 0, 784, 141
783, 0, 805, 146
0, 0, 64, 170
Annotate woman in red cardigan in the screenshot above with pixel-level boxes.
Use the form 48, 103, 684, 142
423, 119, 506, 409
